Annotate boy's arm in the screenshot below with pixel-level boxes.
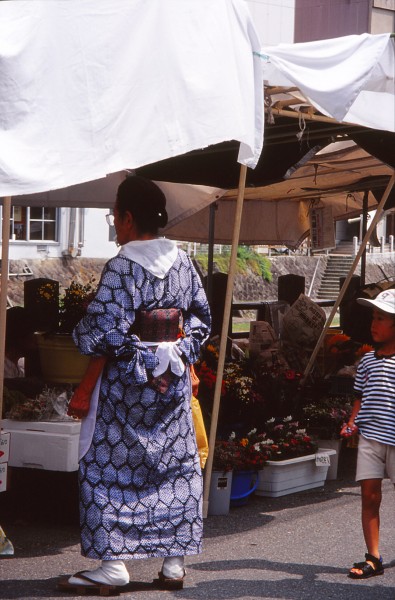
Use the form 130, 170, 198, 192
340, 396, 361, 437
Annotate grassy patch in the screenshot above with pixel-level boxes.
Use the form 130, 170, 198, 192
195, 246, 272, 282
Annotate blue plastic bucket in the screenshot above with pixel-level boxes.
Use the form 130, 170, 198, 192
230, 470, 258, 506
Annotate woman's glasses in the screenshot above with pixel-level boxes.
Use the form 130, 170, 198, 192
105, 213, 115, 227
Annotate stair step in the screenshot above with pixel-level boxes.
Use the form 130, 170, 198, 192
318, 252, 361, 299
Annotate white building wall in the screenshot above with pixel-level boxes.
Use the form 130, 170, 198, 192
245, 0, 296, 44
371, 0, 395, 32
7, 207, 117, 260
9, 207, 69, 260
80, 208, 118, 260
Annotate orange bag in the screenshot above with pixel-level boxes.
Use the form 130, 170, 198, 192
190, 365, 209, 469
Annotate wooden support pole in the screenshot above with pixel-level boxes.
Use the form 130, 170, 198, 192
302, 173, 395, 383
0, 197, 12, 426
202, 164, 247, 518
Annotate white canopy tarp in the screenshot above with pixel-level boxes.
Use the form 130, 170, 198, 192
0, 0, 264, 197
259, 33, 395, 132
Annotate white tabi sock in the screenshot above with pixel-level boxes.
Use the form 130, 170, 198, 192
162, 555, 185, 579
68, 559, 129, 586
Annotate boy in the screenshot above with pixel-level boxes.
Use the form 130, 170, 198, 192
341, 288, 395, 579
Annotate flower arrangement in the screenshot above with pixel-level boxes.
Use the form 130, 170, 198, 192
325, 333, 373, 375
256, 416, 318, 461
223, 362, 261, 407
195, 342, 265, 433
58, 279, 97, 333
303, 395, 353, 439
212, 430, 269, 472
35, 277, 97, 334
325, 333, 352, 353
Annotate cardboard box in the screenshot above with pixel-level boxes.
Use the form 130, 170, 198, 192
2, 419, 81, 472
249, 320, 277, 356
0, 431, 10, 463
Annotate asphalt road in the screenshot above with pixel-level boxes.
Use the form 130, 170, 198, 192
1, 447, 395, 600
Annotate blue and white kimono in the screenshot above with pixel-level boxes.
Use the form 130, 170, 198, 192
73, 239, 211, 560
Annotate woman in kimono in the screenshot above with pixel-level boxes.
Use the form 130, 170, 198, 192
61, 176, 211, 594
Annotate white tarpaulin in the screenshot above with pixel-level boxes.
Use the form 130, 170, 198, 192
259, 33, 395, 132
0, 0, 264, 197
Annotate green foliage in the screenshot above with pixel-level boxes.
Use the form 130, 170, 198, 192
195, 246, 272, 282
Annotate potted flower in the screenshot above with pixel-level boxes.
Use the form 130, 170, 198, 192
34, 278, 97, 383
211, 432, 268, 474
256, 416, 318, 460
209, 431, 269, 513
254, 416, 335, 497
219, 431, 268, 507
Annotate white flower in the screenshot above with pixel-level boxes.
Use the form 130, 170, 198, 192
296, 428, 306, 435
229, 431, 236, 440
261, 438, 274, 445
248, 428, 257, 436
266, 417, 275, 424
283, 415, 292, 422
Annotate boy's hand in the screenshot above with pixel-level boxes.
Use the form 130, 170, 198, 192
340, 423, 358, 438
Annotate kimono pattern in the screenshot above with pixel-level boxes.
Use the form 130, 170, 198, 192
73, 248, 211, 560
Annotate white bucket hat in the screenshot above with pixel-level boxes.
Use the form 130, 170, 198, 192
357, 289, 395, 315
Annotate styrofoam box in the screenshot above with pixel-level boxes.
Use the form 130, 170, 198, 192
0, 462, 8, 492
0, 431, 10, 463
2, 419, 81, 472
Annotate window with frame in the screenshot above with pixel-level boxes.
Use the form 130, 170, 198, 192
8, 206, 58, 242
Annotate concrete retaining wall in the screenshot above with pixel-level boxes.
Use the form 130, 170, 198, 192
4, 254, 395, 307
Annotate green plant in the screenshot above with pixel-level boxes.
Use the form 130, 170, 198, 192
237, 246, 272, 281
195, 246, 272, 282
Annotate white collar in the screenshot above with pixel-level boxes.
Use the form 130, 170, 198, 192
118, 238, 178, 279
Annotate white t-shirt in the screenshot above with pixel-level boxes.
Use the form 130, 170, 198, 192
354, 350, 395, 446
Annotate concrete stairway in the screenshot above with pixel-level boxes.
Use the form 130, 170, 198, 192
316, 255, 356, 300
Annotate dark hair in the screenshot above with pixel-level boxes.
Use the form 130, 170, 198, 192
116, 176, 168, 234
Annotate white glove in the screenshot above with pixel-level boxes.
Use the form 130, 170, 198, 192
152, 342, 185, 377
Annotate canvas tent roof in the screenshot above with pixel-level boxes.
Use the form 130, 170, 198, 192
161, 141, 394, 247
